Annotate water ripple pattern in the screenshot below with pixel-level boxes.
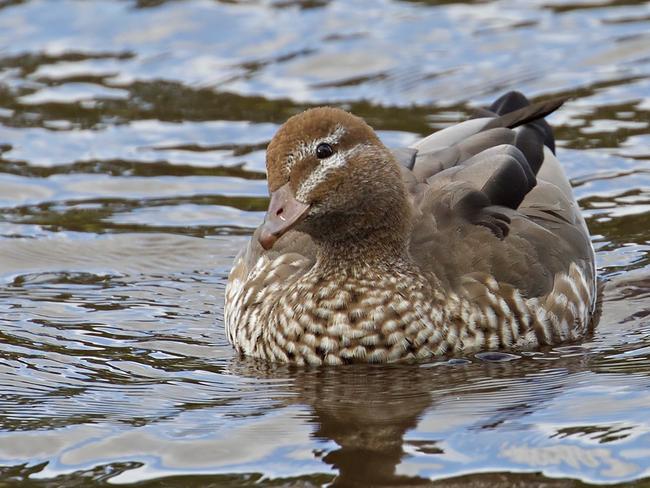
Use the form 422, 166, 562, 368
0, 0, 648, 486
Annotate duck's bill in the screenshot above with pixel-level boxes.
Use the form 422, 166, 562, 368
258, 183, 310, 250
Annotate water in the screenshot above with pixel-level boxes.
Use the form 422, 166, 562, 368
0, 0, 648, 485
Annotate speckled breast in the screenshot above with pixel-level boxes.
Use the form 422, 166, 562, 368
225, 252, 595, 365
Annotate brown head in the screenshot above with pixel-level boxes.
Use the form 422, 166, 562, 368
259, 107, 411, 256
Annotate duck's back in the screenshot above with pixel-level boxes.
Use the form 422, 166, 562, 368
399, 92, 595, 306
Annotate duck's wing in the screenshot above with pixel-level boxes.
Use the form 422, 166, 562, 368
400, 92, 594, 299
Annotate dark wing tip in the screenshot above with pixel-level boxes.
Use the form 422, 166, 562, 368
483, 95, 568, 131
483, 91, 569, 155
489, 90, 531, 115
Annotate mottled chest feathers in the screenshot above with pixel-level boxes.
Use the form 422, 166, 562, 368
260, 271, 442, 365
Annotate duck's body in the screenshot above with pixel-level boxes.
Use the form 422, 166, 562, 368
225, 92, 596, 365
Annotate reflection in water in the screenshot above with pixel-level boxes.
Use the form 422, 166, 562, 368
5, 348, 649, 485
285, 361, 650, 486
297, 366, 434, 486
0, 0, 649, 485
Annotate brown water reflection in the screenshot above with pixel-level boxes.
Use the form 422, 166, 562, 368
0, 0, 649, 485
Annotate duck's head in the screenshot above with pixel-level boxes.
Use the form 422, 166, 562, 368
259, 107, 408, 251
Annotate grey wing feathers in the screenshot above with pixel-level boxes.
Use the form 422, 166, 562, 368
391, 147, 418, 170
401, 92, 569, 219
403, 91, 594, 297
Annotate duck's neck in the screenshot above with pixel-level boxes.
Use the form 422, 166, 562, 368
313, 224, 414, 278
308, 166, 415, 278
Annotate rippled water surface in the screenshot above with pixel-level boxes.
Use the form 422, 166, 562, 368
0, 0, 649, 486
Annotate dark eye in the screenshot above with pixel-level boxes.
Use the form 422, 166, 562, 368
316, 143, 334, 159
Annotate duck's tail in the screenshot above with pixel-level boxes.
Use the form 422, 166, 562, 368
477, 91, 567, 174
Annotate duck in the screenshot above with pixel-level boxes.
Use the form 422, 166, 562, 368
224, 91, 597, 365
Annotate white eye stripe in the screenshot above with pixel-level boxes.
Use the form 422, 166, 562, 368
296, 143, 369, 201
285, 124, 346, 172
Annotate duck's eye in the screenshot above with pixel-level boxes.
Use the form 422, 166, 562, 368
316, 143, 334, 159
